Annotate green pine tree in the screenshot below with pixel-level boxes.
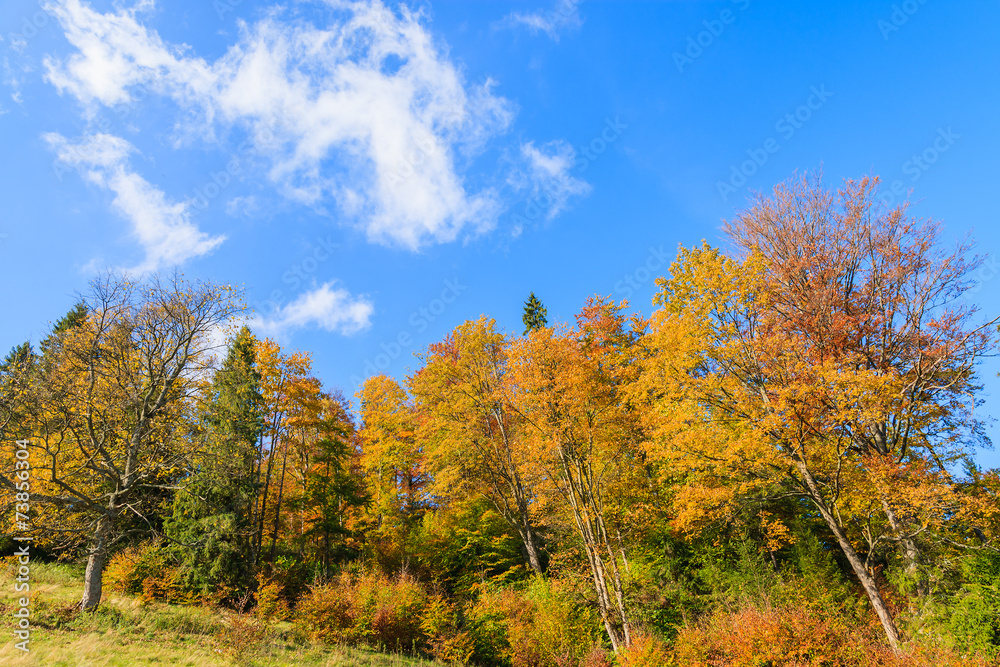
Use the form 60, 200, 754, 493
1, 342, 34, 372
165, 326, 265, 599
52, 302, 88, 334
291, 403, 366, 578
522, 292, 549, 334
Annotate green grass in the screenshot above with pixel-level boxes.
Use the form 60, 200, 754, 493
0, 560, 443, 666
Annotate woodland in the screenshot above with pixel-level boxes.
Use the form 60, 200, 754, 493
2, 175, 999, 666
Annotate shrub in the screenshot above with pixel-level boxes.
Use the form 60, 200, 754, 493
102, 540, 197, 604
465, 588, 521, 666
104, 540, 169, 595
216, 611, 269, 666
254, 573, 289, 623
668, 601, 998, 667
618, 633, 671, 667
293, 570, 435, 653
419, 594, 475, 663
465, 578, 604, 667
294, 573, 357, 644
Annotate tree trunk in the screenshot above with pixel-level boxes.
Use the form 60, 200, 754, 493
558, 453, 629, 653
522, 521, 544, 574
80, 514, 111, 610
881, 497, 924, 595
796, 461, 901, 651
268, 438, 290, 563
254, 431, 280, 566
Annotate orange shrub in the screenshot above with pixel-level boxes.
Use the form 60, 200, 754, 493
465, 578, 604, 667
104, 541, 164, 595
619, 633, 672, 667
254, 573, 289, 623
294, 574, 357, 643
216, 611, 269, 666
419, 595, 475, 664
669, 603, 998, 667
293, 570, 434, 653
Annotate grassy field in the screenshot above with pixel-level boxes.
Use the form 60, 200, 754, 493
0, 560, 443, 667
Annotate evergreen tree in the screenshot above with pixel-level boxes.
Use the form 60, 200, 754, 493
1, 342, 34, 372
52, 302, 88, 335
290, 397, 366, 578
522, 292, 549, 334
165, 326, 265, 599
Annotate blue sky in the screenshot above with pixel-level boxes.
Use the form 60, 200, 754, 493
2, 0, 1000, 467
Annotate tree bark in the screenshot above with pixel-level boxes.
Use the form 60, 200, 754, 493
80, 514, 111, 610
558, 452, 629, 653
254, 430, 280, 566
268, 438, 290, 563
796, 460, 901, 651
520, 510, 545, 574
881, 497, 924, 595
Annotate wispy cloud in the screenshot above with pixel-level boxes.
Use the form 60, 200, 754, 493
256, 282, 374, 336
43, 0, 517, 250
501, 0, 583, 41
45, 132, 225, 271
512, 140, 590, 220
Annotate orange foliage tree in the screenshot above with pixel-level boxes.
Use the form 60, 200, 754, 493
510, 297, 649, 654
0, 272, 243, 609
251, 339, 314, 567
637, 174, 997, 650
410, 317, 548, 575
356, 374, 430, 568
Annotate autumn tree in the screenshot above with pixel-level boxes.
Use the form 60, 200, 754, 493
251, 339, 312, 567
639, 174, 997, 650
356, 374, 429, 568
272, 388, 366, 576
0, 272, 243, 609
511, 298, 648, 653
410, 318, 548, 574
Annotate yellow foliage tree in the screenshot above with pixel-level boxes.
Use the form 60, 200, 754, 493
357, 374, 429, 568
637, 174, 997, 650
410, 317, 547, 575
510, 297, 647, 654
0, 272, 243, 609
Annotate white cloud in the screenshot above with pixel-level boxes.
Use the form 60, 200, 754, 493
225, 195, 259, 218
501, 0, 583, 41
257, 282, 374, 336
45, 132, 225, 271
43, 0, 517, 249
513, 140, 590, 220
43, 0, 215, 108
2, 56, 26, 108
